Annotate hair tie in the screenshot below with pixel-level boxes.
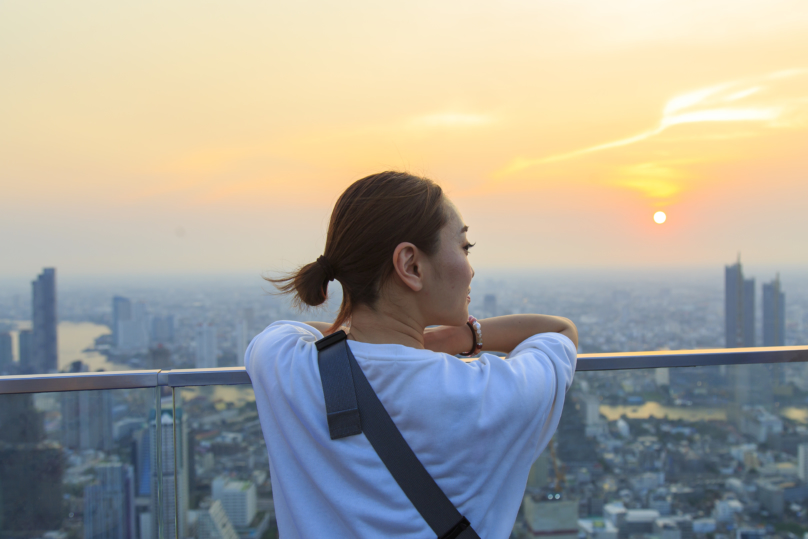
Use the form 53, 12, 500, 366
316, 255, 336, 282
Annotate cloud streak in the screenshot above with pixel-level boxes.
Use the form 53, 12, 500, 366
499, 69, 806, 175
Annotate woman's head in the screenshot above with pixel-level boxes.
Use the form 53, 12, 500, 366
269, 171, 474, 331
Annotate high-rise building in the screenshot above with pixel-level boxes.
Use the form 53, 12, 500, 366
150, 315, 175, 345
18, 329, 32, 368
0, 332, 12, 370
113, 296, 131, 347
62, 363, 114, 451
556, 394, 598, 474
725, 257, 755, 348
197, 500, 239, 539
733, 364, 772, 408
212, 477, 257, 527
114, 297, 149, 352
149, 395, 188, 539
32, 268, 57, 373
0, 394, 64, 531
763, 274, 786, 346
83, 463, 136, 539
196, 324, 218, 369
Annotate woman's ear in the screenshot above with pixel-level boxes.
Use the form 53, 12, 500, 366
392, 242, 423, 292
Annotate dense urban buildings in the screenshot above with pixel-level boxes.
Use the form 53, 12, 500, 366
1, 266, 808, 538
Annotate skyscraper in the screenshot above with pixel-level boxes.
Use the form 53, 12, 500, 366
113, 297, 149, 352
150, 315, 175, 345
32, 268, 57, 373
725, 257, 755, 348
196, 324, 218, 369
83, 463, 136, 539
62, 363, 114, 451
0, 332, 12, 370
763, 274, 786, 346
112, 296, 131, 347
0, 394, 64, 531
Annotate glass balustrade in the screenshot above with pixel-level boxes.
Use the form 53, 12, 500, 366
0, 387, 162, 539
168, 384, 276, 539
3, 349, 808, 538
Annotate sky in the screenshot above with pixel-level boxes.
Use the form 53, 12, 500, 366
2, 0, 807, 279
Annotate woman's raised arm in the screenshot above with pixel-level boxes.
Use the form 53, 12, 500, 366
425, 314, 577, 356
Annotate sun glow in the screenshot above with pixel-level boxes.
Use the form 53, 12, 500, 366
653, 211, 667, 224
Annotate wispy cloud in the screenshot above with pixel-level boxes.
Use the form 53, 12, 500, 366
407, 112, 493, 128
499, 69, 807, 175
610, 161, 693, 200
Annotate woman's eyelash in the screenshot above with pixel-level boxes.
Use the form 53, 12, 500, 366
463, 242, 476, 251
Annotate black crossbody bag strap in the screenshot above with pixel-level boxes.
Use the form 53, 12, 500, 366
316, 330, 480, 539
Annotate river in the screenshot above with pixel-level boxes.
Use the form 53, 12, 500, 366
4, 320, 129, 372
601, 402, 808, 425
600, 402, 727, 421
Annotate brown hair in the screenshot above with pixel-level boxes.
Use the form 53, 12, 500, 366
268, 171, 447, 333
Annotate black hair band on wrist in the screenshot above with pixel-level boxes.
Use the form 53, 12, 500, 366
459, 315, 482, 357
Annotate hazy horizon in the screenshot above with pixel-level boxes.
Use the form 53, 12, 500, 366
2, 0, 807, 276
3, 263, 808, 297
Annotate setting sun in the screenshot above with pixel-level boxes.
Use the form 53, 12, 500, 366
654, 211, 667, 224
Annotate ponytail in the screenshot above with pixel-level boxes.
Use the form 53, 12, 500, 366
266, 171, 446, 335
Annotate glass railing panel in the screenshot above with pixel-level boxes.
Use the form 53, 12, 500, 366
0, 387, 162, 539
172, 385, 277, 539
514, 363, 808, 537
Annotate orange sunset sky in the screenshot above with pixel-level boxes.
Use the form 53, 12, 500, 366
2, 0, 807, 277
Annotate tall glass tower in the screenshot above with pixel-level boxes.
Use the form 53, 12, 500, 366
32, 268, 57, 373
763, 274, 786, 346
725, 256, 755, 348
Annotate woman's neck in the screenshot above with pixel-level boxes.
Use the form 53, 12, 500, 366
348, 302, 425, 349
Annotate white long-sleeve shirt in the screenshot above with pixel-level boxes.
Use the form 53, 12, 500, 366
245, 321, 577, 538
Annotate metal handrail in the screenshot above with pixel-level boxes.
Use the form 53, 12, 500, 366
1, 345, 807, 395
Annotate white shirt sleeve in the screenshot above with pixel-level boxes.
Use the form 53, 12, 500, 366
244, 320, 323, 372
472, 332, 577, 463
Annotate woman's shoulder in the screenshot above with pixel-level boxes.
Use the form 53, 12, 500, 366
244, 320, 323, 370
